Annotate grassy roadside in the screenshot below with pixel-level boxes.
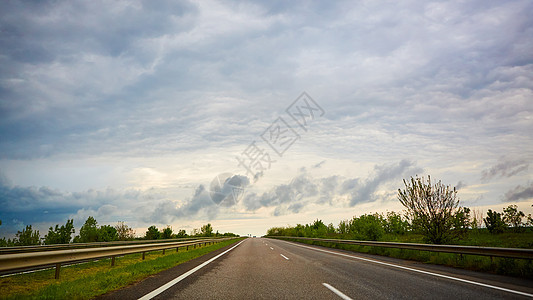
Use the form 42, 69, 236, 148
0, 238, 244, 300
381, 230, 533, 249
271, 237, 533, 278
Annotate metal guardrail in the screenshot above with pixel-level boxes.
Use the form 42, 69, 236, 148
267, 236, 533, 260
0, 237, 239, 279
0, 237, 225, 254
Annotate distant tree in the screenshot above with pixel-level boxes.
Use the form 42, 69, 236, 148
529, 204, 533, 227
145, 225, 160, 240
0, 238, 14, 247
470, 208, 484, 230
308, 219, 327, 237
503, 205, 525, 232
15, 225, 41, 246
222, 232, 238, 237
44, 219, 75, 245
115, 221, 135, 241
161, 226, 173, 239
327, 223, 336, 236
266, 227, 283, 236
0, 220, 15, 247
97, 225, 118, 242
349, 214, 384, 241
294, 224, 305, 237
337, 220, 349, 235
451, 207, 471, 239
484, 209, 506, 234
175, 229, 187, 238
74, 216, 99, 243
398, 175, 460, 244
201, 223, 213, 237
384, 211, 409, 235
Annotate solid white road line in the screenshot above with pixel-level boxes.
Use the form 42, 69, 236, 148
281, 240, 533, 298
280, 254, 290, 260
323, 283, 353, 300
138, 239, 245, 300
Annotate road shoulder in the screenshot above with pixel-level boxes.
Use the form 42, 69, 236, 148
95, 239, 244, 300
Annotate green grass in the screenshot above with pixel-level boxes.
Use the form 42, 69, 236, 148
273, 234, 533, 278
0, 238, 244, 300
382, 230, 533, 249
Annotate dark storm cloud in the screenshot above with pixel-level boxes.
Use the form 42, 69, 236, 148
348, 160, 422, 206
0, 0, 530, 169
242, 160, 421, 216
0, 172, 161, 237
2, 0, 531, 161
242, 169, 318, 212
147, 184, 217, 224
147, 174, 252, 224
503, 182, 533, 202
0, 0, 262, 159
312, 160, 326, 168
0, 1, 196, 63
455, 181, 467, 190
481, 158, 529, 182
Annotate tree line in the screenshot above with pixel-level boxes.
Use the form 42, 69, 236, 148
0, 217, 237, 247
267, 175, 533, 244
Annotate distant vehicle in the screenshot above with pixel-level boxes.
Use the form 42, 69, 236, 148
253, 236, 256, 238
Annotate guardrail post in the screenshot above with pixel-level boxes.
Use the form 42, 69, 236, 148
111, 256, 116, 266
162, 249, 165, 255
55, 263, 61, 279
176, 247, 179, 252
186, 245, 189, 250
142, 252, 146, 260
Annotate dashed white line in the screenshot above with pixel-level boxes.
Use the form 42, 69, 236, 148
323, 283, 353, 300
280, 254, 289, 260
270, 247, 274, 250
279, 240, 533, 298
138, 239, 245, 300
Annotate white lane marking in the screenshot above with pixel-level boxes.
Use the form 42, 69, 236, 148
270, 247, 274, 250
279, 240, 533, 298
280, 254, 290, 260
138, 239, 245, 300
323, 283, 353, 300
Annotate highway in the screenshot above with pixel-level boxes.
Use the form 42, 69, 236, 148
98, 238, 533, 299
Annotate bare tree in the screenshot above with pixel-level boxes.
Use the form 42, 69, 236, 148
398, 175, 460, 244
470, 208, 484, 229
115, 221, 135, 241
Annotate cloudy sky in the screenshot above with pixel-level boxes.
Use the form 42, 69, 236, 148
1, 0, 532, 238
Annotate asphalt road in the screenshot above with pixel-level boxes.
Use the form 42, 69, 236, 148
99, 238, 533, 300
